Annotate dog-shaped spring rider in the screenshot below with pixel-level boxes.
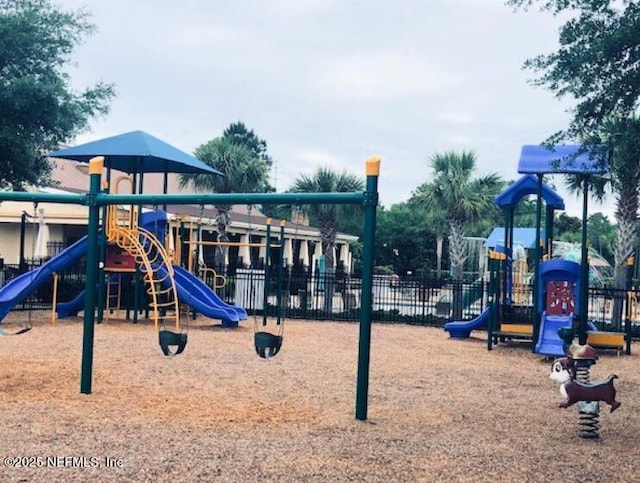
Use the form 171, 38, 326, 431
549, 357, 621, 413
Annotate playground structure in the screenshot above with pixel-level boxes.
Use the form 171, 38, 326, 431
445, 146, 630, 356
0, 134, 381, 421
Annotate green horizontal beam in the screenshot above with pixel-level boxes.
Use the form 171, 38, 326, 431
0, 191, 87, 205
95, 192, 365, 206
0, 190, 366, 208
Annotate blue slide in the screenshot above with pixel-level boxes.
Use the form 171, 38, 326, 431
57, 274, 124, 319
534, 312, 573, 357
2, 208, 247, 327
444, 307, 491, 339
57, 264, 247, 328
0, 236, 89, 322
534, 312, 598, 357
56, 288, 87, 319
169, 265, 247, 328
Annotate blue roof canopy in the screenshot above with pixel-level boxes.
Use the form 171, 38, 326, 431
518, 144, 608, 175
486, 227, 545, 250
494, 174, 564, 210
49, 130, 222, 176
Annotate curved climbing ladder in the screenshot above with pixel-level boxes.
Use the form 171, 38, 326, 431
106, 205, 185, 355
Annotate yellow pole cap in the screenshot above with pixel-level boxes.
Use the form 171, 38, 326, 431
89, 156, 104, 175
628, 257, 635, 266
365, 156, 381, 176
280, 219, 286, 227
266, 218, 273, 225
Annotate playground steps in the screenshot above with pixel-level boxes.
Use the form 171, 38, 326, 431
587, 331, 625, 354
106, 206, 181, 331
495, 323, 533, 339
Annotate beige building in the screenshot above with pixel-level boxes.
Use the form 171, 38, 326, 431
0, 158, 357, 272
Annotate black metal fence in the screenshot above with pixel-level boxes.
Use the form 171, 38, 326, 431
2, 262, 639, 337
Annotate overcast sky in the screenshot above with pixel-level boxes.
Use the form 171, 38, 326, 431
58, 0, 615, 218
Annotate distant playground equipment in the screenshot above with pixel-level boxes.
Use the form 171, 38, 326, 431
443, 232, 535, 338
446, 146, 631, 356
486, 173, 566, 347
0, 133, 381, 422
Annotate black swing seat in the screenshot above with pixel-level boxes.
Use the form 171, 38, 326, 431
159, 330, 187, 356
254, 331, 283, 359
0, 326, 32, 336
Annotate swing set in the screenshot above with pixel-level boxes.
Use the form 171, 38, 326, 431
176, 203, 290, 358
0, 155, 381, 421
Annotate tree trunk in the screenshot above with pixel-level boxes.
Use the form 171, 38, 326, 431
321, 220, 337, 314
215, 206, 231, 272
436, 236, 443, 279
449, 219, 468, 320
611, 194, 638, 329
449, 219, 467, 279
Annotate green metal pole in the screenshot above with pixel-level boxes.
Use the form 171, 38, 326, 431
578, 176, 590, 345
80, 156, 104, 394
277, 221, 285, 324
0, 192, 86, 204
95, 192, 363, 207
97, 168, 111, 324
355, 156, 380, 421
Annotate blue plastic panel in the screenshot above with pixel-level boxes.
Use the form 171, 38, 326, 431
494, 174, 565, 209
518, 145, 608, 175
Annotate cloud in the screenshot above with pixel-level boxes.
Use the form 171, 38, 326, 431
54, 0, 615, 217
438, 112, 474, 125
312, 52, 461, 100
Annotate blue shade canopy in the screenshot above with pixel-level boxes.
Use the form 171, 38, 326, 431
49, 130, 222, 175
494, 174, 565, 210
486, 227, 545, 250
518, 144, 608, 175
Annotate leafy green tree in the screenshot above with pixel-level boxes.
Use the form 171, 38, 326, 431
179, 137, 271, 265
564, 115, 640, 297
374, 202, 435, 277
288, 167, 364, 311
222, 122, 272, 167
510, 1, 640, 326
0, 0, 114, 189
507, 0, 640, 137
413, 151, 502, 281
222, 121, 276, 196
555, 212, 582, 242
413, 151, 501, 319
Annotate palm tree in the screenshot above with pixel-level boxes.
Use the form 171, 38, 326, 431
414, 151, 502, 280
288, 167, 364, 312
413, 151, 502, 319
179, 137, 271, 266
565, 114, 640, 327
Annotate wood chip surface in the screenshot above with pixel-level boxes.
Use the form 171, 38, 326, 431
1, 311, 639, 482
